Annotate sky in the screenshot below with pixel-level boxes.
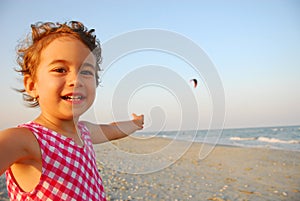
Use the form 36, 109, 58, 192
0, 0, 299, 131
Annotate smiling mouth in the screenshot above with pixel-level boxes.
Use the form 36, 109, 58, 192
61, 95, 84, 101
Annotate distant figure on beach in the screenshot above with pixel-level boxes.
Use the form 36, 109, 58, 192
0, 21, 144, 200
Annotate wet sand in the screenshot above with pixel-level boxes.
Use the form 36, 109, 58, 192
1, 137, 300, 200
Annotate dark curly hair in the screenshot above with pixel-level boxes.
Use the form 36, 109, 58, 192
16, 21, 102, 107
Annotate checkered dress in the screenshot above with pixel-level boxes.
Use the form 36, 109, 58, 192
6, 122, 106, 201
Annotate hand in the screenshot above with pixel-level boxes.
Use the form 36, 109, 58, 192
132, 113, 144, 130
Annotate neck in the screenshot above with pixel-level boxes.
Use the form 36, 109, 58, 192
34, 114, 79, 135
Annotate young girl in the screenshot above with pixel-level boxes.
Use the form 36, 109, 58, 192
0, 21, 144, 200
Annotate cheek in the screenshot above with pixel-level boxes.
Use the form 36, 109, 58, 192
88, 85, 96, 101
86, 77, 97, 90
36, 79, 63, 98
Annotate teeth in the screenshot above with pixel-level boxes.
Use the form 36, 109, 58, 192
62, 96, 83, 100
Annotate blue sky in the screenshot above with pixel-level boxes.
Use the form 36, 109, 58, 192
0, 0, 299, 131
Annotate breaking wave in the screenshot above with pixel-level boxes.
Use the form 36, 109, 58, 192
230, 136, 300, 144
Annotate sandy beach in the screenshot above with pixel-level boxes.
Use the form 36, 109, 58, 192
1, 137, 299, 201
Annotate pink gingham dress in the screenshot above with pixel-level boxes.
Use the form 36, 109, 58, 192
6, 121, 106, 201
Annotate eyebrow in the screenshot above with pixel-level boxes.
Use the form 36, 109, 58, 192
48, 60, 96, 69
81, 62, 96, 70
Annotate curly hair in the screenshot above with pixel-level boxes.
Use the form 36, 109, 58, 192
16, 21, 102, 107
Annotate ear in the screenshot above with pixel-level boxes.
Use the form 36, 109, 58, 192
24, 74, 38, 98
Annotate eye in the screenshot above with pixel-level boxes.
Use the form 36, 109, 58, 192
80, 70, 95, 76
52, 67, 67, 73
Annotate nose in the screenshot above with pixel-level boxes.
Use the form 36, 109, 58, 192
67, 71, 83, 87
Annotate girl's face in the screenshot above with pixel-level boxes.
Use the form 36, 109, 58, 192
32, 36, 97, 120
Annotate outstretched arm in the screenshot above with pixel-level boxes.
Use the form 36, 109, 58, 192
84, 113, 144, 144
0, 128, 40, 176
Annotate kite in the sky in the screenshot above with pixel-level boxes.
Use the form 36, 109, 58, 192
190, 79, 198, 88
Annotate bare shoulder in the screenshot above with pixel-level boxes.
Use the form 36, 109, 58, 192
80, 121, 100, 136
0, 127, 37, 146
0, 127, 42, 187
0, 127, 40, 164
80, 121, 107, 144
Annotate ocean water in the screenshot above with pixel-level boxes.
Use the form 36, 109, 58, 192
137, 125, 300, 151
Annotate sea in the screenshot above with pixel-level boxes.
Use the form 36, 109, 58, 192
137, 125, 300, 152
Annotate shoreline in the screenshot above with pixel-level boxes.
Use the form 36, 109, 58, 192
1, 137, 300, 200
147, 135, 300, 151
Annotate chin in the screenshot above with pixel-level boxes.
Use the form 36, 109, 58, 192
71, 108, 88, 118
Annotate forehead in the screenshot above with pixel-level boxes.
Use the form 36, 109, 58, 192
40, 36, 96, 66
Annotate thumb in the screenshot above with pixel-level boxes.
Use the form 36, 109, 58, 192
132, 113, 137, 119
